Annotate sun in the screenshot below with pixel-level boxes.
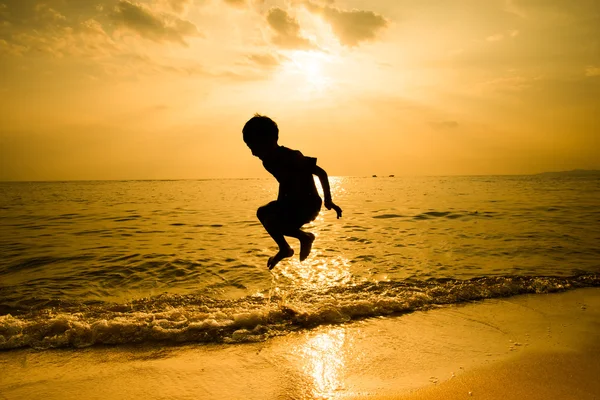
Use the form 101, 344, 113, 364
280, 50, 332, 93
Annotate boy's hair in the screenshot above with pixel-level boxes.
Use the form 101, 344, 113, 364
243, 114, 278, 145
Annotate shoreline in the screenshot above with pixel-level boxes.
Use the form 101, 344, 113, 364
1, 288, 599, 399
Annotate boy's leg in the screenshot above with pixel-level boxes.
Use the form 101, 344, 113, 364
285, 229, 315, 261
284, 200, 321, 261
257, 202, 294, 269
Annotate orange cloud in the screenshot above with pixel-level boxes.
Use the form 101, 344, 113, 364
247, 52, 284, 67
303, 2, 388, 47
223, 0, 246, 8
110, 0, 201, 45
266, 7, 315, 50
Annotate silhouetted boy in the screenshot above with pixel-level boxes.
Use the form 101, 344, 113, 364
243, 114, 343, 270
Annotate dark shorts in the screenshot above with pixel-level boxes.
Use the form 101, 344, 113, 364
259, 197, 322, 230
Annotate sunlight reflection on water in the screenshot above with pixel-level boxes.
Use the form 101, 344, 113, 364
270, 176, 353, 291
277, 252, 353, 290
294, 327, 348, 399
315, 175, 347, 200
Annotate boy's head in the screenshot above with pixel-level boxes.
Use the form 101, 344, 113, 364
243, 114, 279, 159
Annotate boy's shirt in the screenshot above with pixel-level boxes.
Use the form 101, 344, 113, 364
262, 146, 320, 206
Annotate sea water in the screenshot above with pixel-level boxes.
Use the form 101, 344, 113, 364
1, 176, 599, 350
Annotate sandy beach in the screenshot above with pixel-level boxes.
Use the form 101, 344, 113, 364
2, 288, 599, 399
385, 350, 600, 400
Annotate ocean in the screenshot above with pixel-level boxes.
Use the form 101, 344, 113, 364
1, 175, 599, 350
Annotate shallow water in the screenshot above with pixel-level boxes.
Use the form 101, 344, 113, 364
1, 175, 599, 349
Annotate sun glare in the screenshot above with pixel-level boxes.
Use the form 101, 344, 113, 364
280, 51, 333, 93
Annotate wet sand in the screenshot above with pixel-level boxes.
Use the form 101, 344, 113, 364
1, 288, 599, 399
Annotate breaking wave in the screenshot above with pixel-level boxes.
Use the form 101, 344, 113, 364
1, 274, 598, 350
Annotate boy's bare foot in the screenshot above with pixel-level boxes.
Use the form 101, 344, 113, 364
268, 247, 294, 270
299, 232, 315, 261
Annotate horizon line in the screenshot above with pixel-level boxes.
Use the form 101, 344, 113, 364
1, 170, 599, 183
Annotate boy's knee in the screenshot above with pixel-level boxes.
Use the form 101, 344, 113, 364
256, 205, 269, 222
257, 202, 279, 223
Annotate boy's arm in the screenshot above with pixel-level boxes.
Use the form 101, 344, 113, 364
314, 165, 342, 219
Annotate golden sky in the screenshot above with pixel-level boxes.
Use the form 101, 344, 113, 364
0, 0, 598, 180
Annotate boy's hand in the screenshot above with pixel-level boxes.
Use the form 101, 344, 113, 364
325, 200, 342, 219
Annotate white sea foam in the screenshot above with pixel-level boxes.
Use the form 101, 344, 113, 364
1, 275, 597, 350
